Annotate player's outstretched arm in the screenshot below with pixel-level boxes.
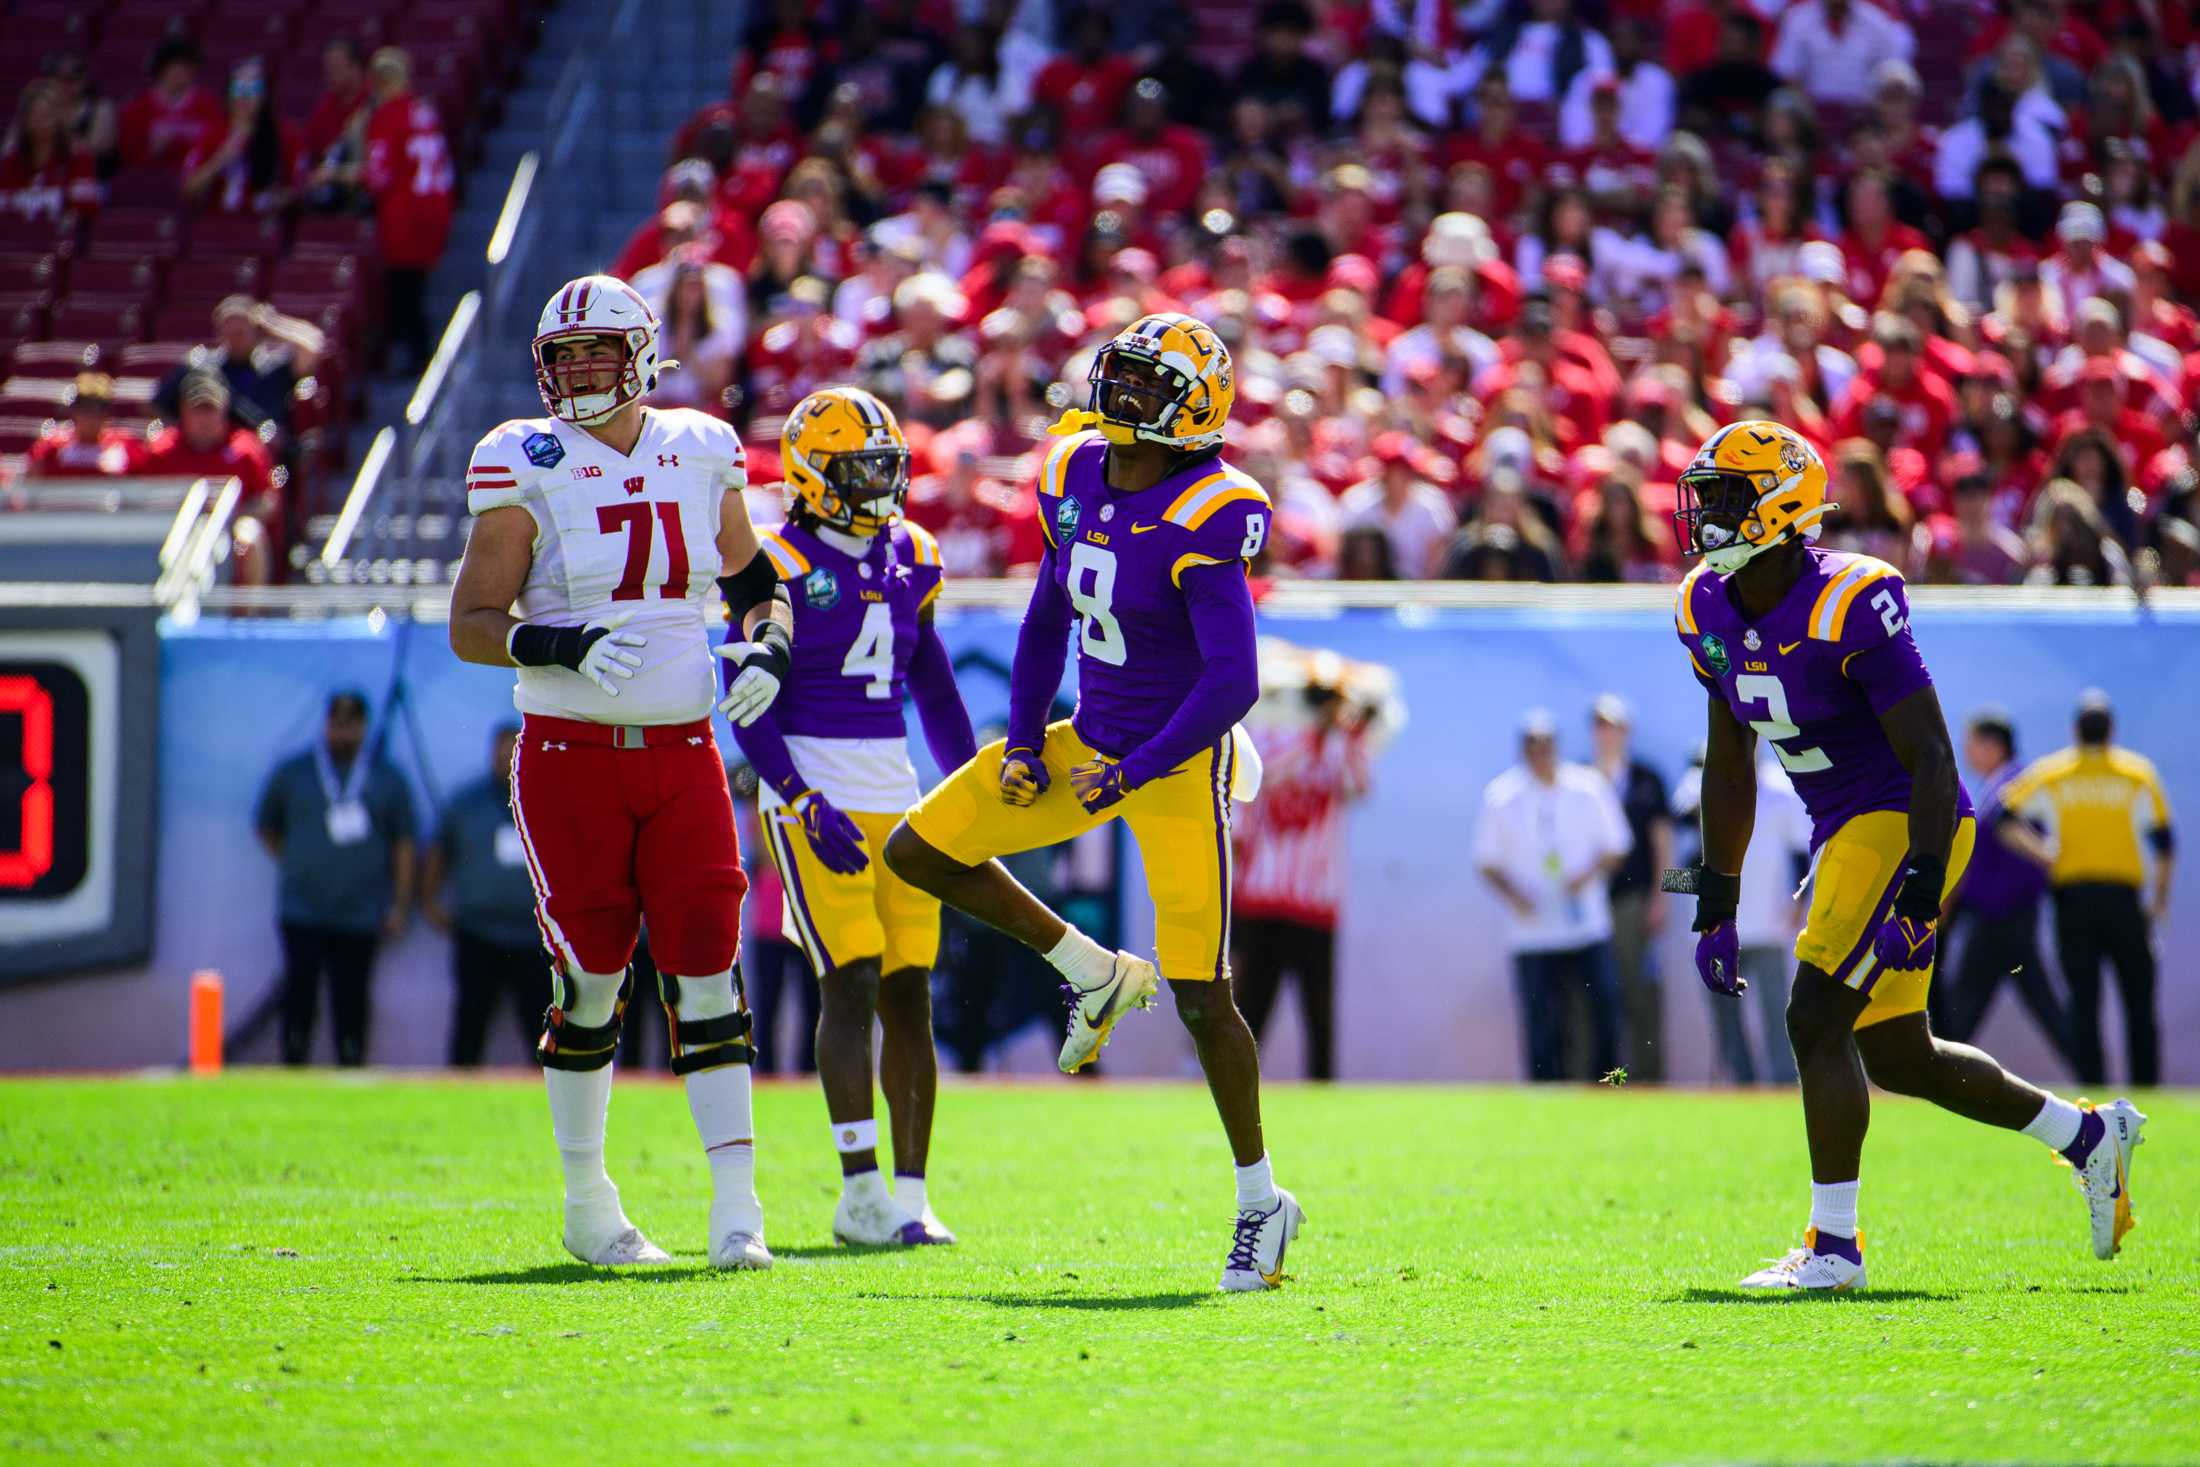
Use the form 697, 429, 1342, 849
449, 506, 535, 666
1875, 685, 1959, 870
1076, 562, 1258, 812
998, 549, 1075, 804
909, 605, 979, 775
1677, 690, 1760, 996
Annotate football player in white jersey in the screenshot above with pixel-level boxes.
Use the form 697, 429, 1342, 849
449, 275, 795, 1271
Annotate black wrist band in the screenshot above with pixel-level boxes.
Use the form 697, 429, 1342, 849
1664, 865, 1740, 930
509, 622, 587, 672
1894, 854, 1946, 920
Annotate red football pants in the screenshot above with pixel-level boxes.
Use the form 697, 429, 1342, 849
509, 714, 748, 977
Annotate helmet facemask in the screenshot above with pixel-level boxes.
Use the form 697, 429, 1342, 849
1088, 343, 1197, 445
535, 330, 646, 425
816, 445, 910, 536
1677, 468, 1787, 574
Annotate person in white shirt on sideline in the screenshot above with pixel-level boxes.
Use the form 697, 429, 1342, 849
1474, 709, 1633, 1082
1673, 746, 1811, 1085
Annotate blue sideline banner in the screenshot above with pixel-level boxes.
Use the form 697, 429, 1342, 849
0, 597, 2193, 1082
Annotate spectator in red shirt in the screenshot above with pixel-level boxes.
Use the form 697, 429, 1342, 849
357, 48, 455, 372
143, 370, 281, 583
1443, 73, 1548, 224
2129, 242, 2198, 357
0, 79, 100, 222
299, 36, 370, 210
742, 277, 862, 421
116, 36, 226, 176
1086, 78, 1211, 223
2039, 202, 2136, 327
1562, 79, 1658, 219
1031, 9, 1136, 139
43, 51, 119, 165
1945, 159, 2043, 314
903, 418, 1043, 576
2051, 363, 2166, 487
1837, 168, 1931, 307
1833, 313, 1959, 464
182, 61, 296, 215
608, 162, 759, 280
26, 373, 144, 480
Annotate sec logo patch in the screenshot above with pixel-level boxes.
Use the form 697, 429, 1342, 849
522, 432, 565, 468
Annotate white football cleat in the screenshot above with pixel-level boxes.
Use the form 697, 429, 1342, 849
1219, 1188, 1304, 1292
564, 1217, 670, 1268
2069, 1098, 2147, 1260
833, 1187, 931, 1247
1738, 1229, 1866, 1292
916, 1207, 957, 1245
709, 1230, 774, 1270
1058, 951, 1160, 1073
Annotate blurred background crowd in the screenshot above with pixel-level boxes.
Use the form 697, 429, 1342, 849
9, 0, 2200, 589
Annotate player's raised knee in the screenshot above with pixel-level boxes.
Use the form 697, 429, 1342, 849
883, 820, 949, 889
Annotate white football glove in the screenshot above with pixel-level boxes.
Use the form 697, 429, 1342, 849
576, 609, 646, 697
714, 629, 790, 726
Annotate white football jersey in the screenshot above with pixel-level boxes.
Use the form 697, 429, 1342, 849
466, 406, 747, 725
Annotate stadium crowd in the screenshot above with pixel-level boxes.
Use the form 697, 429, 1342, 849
599, 0, 2200, 587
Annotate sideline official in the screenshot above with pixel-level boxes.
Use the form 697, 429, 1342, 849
254, 689, 416, 1065
2001, 690, 2175, 1085
423, 723, 547, 1066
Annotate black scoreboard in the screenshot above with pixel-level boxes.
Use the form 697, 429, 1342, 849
0, 606, 160, 983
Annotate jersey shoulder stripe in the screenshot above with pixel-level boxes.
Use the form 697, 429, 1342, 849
1675, 563, 1710, 634
1038, 430, 1101, 499
901, 520, 943, 568
758, 530, 809, 579
1170, 551, 1233, 586
1164, 465, 1270, 530
1809, 556, 1897, 641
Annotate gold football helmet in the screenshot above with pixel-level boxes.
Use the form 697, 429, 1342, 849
1084, 312, 1235, 449
782, 386, 910, 537
1674, 420, 1831, 573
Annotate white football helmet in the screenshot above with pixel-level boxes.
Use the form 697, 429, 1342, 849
531, 274, 665, 425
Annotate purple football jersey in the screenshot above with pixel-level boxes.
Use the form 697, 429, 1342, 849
1675, 548, 1972, 850
757, 519, 944, 740
1036, 431, 1272, 756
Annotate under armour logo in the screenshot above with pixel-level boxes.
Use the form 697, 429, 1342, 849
623, 475, 645, 495
658, 453, 679, 467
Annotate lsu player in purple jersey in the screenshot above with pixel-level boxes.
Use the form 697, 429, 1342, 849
1668, 421, 2146, 1291
730, 387, 977, 1249
884, 312, 1303, 1292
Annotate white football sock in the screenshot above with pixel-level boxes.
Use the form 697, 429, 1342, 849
1809, 1180, 1859, 1240
897, 1173, 928, 1219
1044, 925, 1116, 988
2021, 1094, 2084, 1152
685, 1062, 762, 1237
544, 1065, 618, 1213
1234, 1152, 1278, 1211
843, 1167, 891, 1204
831, 1117, 880, 1158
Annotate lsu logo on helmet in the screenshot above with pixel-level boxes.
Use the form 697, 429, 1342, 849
1673, 420, 1830, 574
782, 386, 911, 537
1085, 312, 1235, 449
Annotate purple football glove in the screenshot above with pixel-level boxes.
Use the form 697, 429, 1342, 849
1070, 758, 1130, 814
795, 791, 868, 875
1871, 854, 1946, 975
1695, 921, 1746, 996
998, 745, 1049, 807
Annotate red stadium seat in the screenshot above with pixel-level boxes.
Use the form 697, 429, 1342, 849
98, 13, 202, 52
65, 257, 166, 303
88, 208, 185, 261
103, 170, 188, 210
166, 256, 266, 309
269, 254, 362, 302
187, 213, 284, 264
0, 255, 64, 296
0, 295, 51, 341
212, 0, 314, 18
0, 417, 50, 457
7, 1, 98, 49
0, 214, 73, 256
291, 215, 377, 256
50, 298, 150, 344
119, 341, 211, 375
153, 305, 221, 342
11, 341, 106, 377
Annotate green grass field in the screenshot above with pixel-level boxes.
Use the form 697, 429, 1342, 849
1, 1073, 2192, 1465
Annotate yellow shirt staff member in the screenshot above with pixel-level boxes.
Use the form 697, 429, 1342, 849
1998, 688, 2174, 1087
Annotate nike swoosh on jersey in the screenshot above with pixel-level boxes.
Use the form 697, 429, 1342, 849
1778, 641, 1802, 656
1130, 523, 1159, 533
